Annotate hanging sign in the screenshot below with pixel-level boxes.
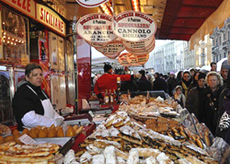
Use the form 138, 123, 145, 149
113, 11, 157, 42
118, 53, 130, 67
87, 41, 108, 48
127, 53, 139, 66
122, 36, 155, 51
96, 39, 125, 56
136, 54, 149, 65
105, 53, 121, 59
126, 42, 155, 55
77, 13, 117, 44
76, 0, 108, 8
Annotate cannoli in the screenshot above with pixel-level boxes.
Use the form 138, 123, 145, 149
126, 149, 139, 164
104, 146, 117, 164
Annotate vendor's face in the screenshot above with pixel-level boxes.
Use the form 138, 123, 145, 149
26, 68, 43, 87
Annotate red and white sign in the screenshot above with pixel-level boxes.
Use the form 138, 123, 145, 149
118, 53, 130, 67
86, 41, 108, 48
113, 11, 157, 42
76, 0, 108, 8
2, 0, 36, 19
77, 13, 117, 44
96, 39, 125, 56
36, 4, 66, 36
136, 54, 149, 65
127, 53, 139, 66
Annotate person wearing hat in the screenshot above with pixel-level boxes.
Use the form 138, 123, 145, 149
221, 60, 230, 87
137, 70, 151, 91
94, 63, 141, 103
186, 72, 206, 122
173, 85, 186, 108
166, 71, 177, 96
199, 71, 224, 136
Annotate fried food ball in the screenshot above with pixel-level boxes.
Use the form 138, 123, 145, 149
21, 128, 29, 135
38, 130, 47, 138
29, 129, 38, 138
12, 129, 20, 137
57, 128, 64, 137
66, 126, 76, 137
48, 128, 57, 138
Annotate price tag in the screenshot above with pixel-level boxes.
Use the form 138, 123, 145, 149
88, 110, 95, 118
18, 134, 36, 145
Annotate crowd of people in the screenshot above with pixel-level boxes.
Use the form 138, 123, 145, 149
93, 59, 230, 145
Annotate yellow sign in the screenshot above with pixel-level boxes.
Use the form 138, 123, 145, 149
36, 4, 66, 36
2, 0, 35, 19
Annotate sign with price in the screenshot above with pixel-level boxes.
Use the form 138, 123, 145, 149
76, 0, 108, 8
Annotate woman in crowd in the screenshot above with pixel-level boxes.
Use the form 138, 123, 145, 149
173, 85, 186, 108
199, 71, 224, 136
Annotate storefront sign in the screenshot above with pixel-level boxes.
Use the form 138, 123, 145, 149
118, 53, 130, 67
104, 53, 120, 59
113, 11, 157, 42
77, 13, 117, 44
76, 0, 108, 8
43, 0, 67, 19
36, 4, 66, 36
96, 39, 125, 56
87, 41, 108, 48
2, 0, 36, 19
127, 42, 155, 55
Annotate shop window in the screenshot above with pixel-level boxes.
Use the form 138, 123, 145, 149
1, 7, 29, 65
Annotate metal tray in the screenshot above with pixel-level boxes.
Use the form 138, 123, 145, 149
34, 137, 75, 155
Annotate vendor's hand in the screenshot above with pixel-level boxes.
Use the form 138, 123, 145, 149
55, 118, 64, 126
134, 73, 142, 79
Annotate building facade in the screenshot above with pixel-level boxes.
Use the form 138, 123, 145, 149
210, 17, 230, 62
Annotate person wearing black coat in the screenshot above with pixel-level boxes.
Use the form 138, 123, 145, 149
167, 71, 177, 96
153, 72, 168, 93
138, 70, 151, 91
199, 71, 224, 136
186, 72, 206, 122
177, 71, 192, 98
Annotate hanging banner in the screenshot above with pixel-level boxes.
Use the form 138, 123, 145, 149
113, 11, 157, 42
96, 39, 125, 56
76, 13, 117, 44
76, 0, 108, 8
118, 53, 130, 67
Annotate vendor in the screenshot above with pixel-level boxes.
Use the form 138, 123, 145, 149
12, 63, 64, 131
94, 63, 140, 102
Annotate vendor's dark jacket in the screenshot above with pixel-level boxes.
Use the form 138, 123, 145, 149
12, 82, 48, 131
166, 77, 177, 96
153, 76, 168, 93
199, 86, 224, 136
186, 86, 206, 122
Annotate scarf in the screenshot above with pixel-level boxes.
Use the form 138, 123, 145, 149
182, 82, 189, 98
219, 111, 230, 131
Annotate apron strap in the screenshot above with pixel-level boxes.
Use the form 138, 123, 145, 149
27, 85, 48, 100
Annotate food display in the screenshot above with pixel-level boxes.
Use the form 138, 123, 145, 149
0, 141, 62, 163
119, 95, 184, 121
74, 110, 218, 163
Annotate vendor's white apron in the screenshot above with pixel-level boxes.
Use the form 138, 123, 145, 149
27, 85, 55, 119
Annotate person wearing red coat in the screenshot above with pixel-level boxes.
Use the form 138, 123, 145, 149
94, 64, 138, 102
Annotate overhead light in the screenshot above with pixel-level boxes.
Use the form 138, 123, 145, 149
132, 0, 140, 12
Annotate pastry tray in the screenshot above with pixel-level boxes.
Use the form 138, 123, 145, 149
34, 137, 75, 155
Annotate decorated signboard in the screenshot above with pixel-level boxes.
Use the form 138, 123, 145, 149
76, 13, 117, 44
113, 11, 157, 42
118, 53, 130, 67
136, 54, 149, 65
76, 0, 108, 8
126, 53, 139, 66
96, 39, 125, 58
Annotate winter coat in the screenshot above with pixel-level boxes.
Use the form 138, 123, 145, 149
167, 77, 177, 96
153, 77, 168, 93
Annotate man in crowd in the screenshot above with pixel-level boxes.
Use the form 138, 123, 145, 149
177, 71, 192, 98
210, 62, 217, 72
